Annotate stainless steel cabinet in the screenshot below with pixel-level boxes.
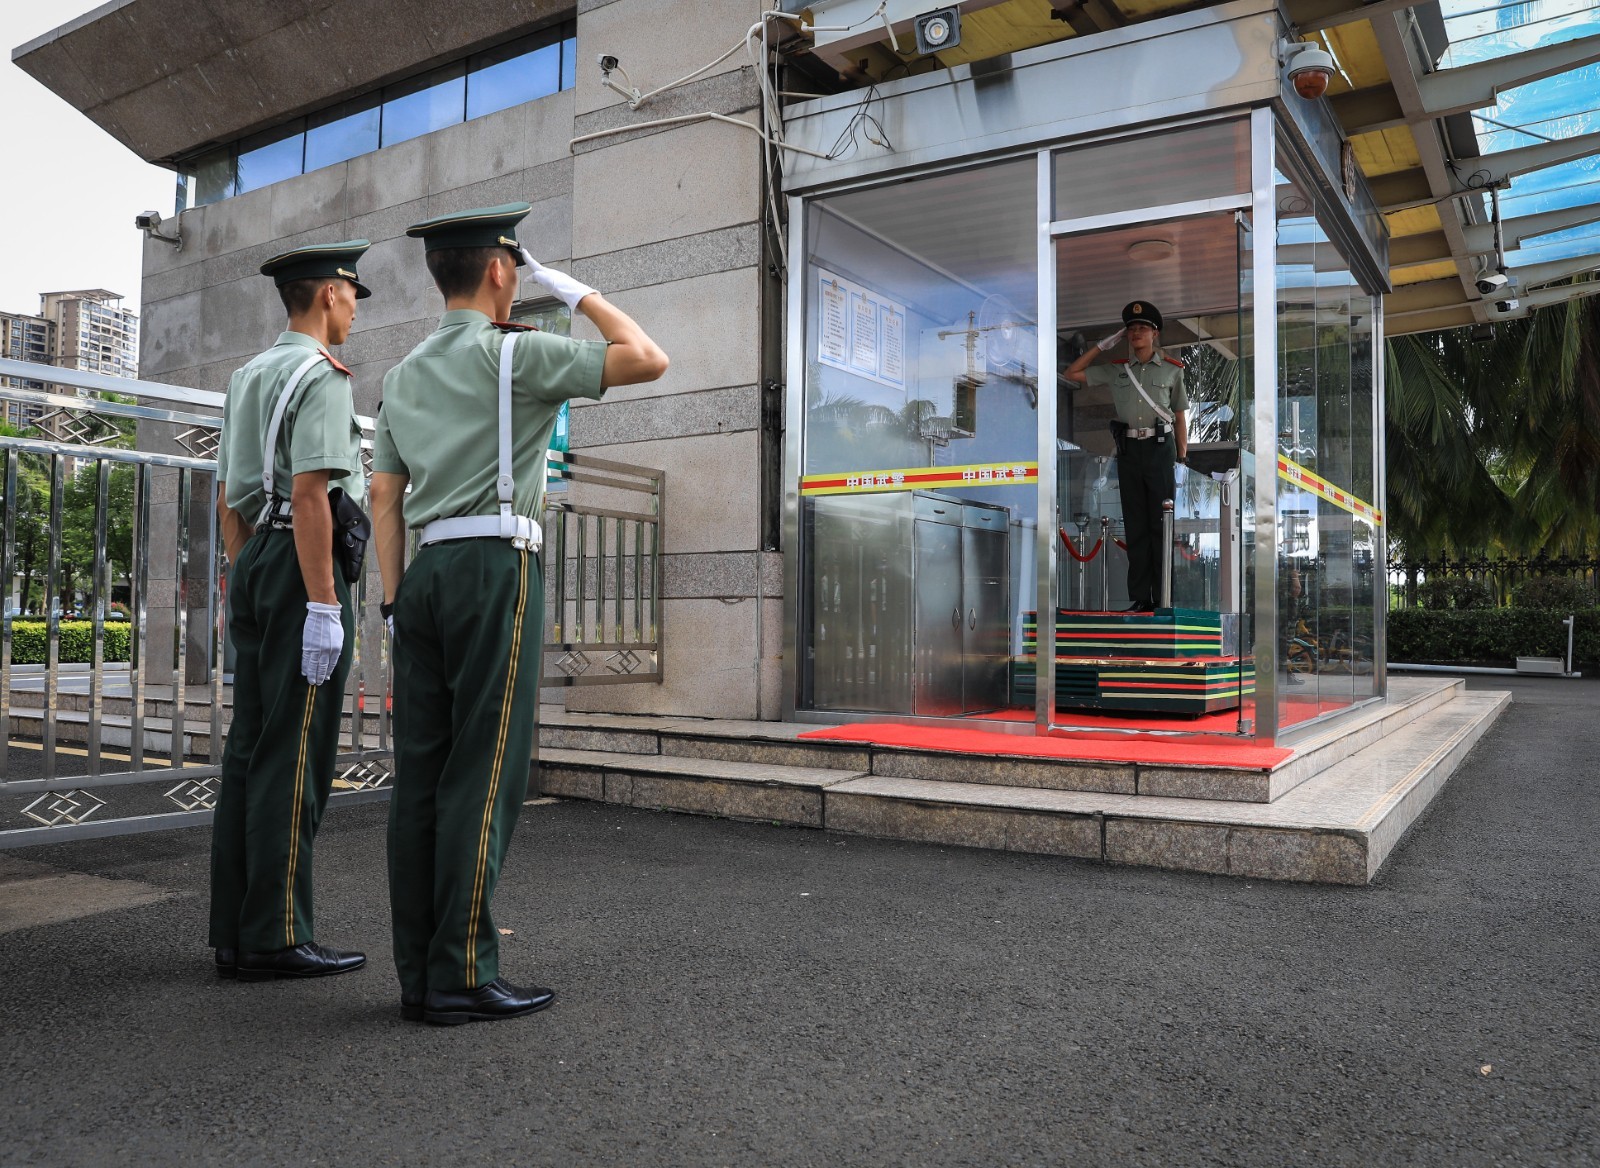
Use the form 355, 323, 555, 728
807, 491, 1010, 715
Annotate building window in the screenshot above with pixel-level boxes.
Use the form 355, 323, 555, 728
176, 22, 576, 212
381, 63, 468, 148
306, 95, 382, 172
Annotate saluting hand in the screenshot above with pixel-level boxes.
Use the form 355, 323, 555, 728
518, 247, 597, 312
1096, 327, 1126, 353
302, 602, 344, 686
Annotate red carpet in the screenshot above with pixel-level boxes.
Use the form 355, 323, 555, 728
798, 722, 1292, 769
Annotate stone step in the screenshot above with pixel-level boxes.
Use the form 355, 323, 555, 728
532, 689, 1510, 884
537, 748, 867, 828
536, 676, 1467, 805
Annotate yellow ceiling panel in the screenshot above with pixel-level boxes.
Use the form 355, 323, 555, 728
1317, 21, 1389, 91
1392, 262, 1460, 286
1386, 204, 1443, 237
1349, 127, 1422, 178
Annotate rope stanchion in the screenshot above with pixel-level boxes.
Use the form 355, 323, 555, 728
1059, 527, 1103, 563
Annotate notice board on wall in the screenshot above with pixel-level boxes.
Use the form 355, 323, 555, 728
817, 269, 906, 391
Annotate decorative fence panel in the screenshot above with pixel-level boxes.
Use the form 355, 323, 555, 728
0, 359, 662, 848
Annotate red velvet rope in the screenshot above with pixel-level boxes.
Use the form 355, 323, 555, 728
1059, 528, 1104, 562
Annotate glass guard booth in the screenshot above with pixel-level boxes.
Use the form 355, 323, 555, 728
780, 2, 1389, 746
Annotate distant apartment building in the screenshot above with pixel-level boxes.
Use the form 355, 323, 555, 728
0, 290, 139, 428
40, 290, 139, 379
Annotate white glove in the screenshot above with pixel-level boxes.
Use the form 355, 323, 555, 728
518, 247, 597, 312
1097, 327, 1126, 352
302, 602, 344, 686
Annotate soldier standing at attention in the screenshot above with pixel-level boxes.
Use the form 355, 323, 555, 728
211, 241, 371, 982
1063, 300, 1188, 612
370, 203, 667, 1025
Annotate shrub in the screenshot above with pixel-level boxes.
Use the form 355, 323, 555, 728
9, 620, 132, 664
1417, 576, 1496, 610
1511, 575, 1598, 611
1387, 608, 1600, 668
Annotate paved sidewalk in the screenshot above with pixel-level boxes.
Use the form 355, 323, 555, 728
1, 676, 1595, 1167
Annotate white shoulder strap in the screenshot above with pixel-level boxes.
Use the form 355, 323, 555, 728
261, 352, 328, 503
496, 332, 518, 538
1121, 359, 1174, 426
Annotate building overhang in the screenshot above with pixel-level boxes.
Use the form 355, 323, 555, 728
11, 0, 569, 166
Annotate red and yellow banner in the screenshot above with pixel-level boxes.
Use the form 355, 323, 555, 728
1277, 455, 1382, 525
800, 462, 1038, 496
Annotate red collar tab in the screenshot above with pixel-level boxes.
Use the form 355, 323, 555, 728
491, 321, 538, 332
319, 349, 353, 376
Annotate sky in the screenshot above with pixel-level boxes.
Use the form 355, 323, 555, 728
0, 0, 175, 318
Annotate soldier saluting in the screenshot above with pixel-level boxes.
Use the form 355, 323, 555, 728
210, 241, 371, 982
1063, 300, 1189, 612
370, 203, 667, 1025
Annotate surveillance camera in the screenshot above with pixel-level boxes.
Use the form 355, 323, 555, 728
1284, 43, 1335, 101
1494, 298, 1520, 313
1475, 270, 1509, 295
597, 53, 619, 73
134, 211, 162, 230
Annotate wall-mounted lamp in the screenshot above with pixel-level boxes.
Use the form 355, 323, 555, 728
915, 8, 961, 54
134, 210, 181, 249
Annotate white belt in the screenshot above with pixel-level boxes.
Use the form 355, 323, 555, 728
1127, 424, 1171, 440
418, 514, 542, 552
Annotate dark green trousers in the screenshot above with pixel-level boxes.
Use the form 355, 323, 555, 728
388, 540, 542, 997
1117, 432, 1177, 608
209, 529, 354, 953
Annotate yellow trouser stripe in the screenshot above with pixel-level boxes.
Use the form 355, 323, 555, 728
284, 685, 317, 948
466, 549, 530, 987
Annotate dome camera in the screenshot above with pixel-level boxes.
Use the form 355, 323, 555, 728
1284, 43, 1336, 100
1476, 270, 1510, 295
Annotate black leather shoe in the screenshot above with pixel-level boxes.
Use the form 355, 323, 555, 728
423, 978, 554, 1025
237, 941, 366, 981
215, 948, 237, 979
401, 993, 425, 1022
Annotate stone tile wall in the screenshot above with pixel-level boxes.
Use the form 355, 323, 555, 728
137, 0, 778, 716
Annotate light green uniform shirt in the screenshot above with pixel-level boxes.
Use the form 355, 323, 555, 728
1086, 353, 1189, 429
372, 309, 608, 529
216, 331, 364, 521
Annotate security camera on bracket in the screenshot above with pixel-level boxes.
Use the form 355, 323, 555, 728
134, 210, 181, 248
1279, 39, 1336, 101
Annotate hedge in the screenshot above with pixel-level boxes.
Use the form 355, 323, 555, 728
9, 620, 131, 664
1388, 608, 1600, 668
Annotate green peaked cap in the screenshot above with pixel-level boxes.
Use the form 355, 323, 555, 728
259, 239, 373, 299
405, 202, 531, 265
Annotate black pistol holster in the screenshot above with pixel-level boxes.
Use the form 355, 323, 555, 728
327, 486, 371, 585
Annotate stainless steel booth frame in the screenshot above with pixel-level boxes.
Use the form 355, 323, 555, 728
778, 8, 1391, 746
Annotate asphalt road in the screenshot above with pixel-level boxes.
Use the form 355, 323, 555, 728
1, 675, 1596, 1167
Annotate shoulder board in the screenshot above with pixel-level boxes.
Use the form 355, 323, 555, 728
1164, 356, 1186, 369
318, 349, 353, 376
1110, 359, 1128, 365
491, 321, 538, 332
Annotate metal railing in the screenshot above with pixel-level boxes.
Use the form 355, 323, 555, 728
1387, 554, 1600, 609
0, 359, 663, 847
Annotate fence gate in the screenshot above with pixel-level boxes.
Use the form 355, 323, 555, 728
0, 359, 663, 848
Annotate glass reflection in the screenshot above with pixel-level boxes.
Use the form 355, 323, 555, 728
800, 158, 1038, 716
236, 124, 304, 195
469, 36, 561, 120
382, 65, 466, 147
306, 98, 380, 172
